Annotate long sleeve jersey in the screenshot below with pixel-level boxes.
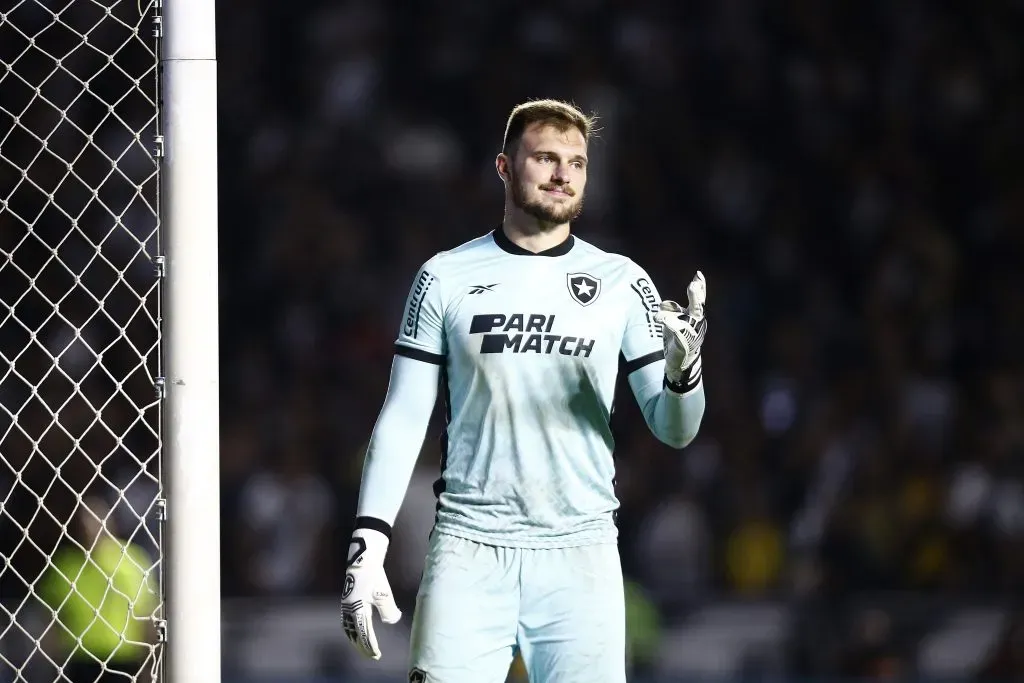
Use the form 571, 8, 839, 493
356, 229, 706, 548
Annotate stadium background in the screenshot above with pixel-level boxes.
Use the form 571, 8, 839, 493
4, 0, 1024, 681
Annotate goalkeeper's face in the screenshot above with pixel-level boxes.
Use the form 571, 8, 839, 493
506, 123, 587, 227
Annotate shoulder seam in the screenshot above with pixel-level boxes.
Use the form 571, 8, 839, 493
571, 235, 634, 262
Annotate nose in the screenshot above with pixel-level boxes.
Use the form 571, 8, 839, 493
551, 163, 571, 183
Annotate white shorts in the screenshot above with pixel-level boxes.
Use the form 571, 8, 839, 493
408, 531, 626, 683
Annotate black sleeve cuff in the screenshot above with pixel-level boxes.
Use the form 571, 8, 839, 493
354, 516, 393, 540
395, 343, 445, 365
621, 350, 664, 375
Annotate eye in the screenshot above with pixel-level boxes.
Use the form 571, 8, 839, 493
571, 160, 585, 170
536, 154, 553, 163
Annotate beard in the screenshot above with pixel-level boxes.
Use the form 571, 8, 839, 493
509, 170, 584, 227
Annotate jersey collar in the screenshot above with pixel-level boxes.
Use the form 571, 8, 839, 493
492, 228, 575, 256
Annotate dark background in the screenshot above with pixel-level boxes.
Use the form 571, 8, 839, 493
213, 0, 1024, 678
3, 0, 1024, 681
216, 0, 1024, 600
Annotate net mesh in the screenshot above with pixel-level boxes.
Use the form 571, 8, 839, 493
1, 1, 163, 681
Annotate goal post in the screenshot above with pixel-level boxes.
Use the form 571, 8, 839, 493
162, 0, 221, 682
0, 0, 219, 681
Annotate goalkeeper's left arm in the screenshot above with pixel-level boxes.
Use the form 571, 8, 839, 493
624, 271, 707, 449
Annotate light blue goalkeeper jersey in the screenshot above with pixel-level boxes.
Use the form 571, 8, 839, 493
356, 229, 705, 548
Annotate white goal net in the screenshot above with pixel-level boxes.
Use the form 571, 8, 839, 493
1, 1, 164, 682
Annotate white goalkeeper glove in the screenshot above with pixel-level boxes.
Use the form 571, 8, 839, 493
655, 270, 707, 394
340, 525, 402, 660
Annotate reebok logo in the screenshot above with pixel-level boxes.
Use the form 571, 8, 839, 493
468, 283, 499, 294
470, 313, 595, 357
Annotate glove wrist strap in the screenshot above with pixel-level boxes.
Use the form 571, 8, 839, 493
665, 354, 702, 395
354, 516, 393, 540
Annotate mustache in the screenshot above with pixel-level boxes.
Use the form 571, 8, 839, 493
540, 184, 576, 196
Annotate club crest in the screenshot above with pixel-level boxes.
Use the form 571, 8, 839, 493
567, 273, 601, 306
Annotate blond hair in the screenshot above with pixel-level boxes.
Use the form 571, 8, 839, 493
501, 99, 597, 156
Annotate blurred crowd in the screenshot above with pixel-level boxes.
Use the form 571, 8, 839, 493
214, 0, 1024, 606
3, 0, 1024, 680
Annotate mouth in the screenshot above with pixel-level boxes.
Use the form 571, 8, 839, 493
542, 187, 573, 197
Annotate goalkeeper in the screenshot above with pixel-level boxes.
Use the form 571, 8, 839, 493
340, 99, 707, 683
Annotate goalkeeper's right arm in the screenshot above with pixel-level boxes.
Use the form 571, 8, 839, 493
342, 351, 439, 661
355, 352, 440, 531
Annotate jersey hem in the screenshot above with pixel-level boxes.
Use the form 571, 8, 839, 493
431, 522, 618, 549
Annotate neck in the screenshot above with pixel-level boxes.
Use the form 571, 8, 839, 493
501, 207, 572, 254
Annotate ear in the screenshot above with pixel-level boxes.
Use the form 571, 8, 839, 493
495, 153, 511, 183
